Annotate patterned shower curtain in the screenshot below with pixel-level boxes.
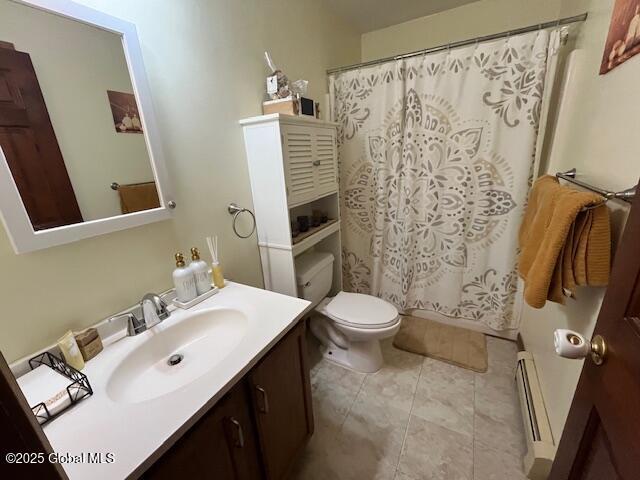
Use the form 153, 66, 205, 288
330, 30, 561, 331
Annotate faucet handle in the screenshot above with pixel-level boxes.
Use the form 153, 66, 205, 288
109, 312, 146, 337
108, 312, 134, 325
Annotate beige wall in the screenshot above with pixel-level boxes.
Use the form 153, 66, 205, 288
0, 0, 154, 221
0, 0, 360, 363
361, 0, 562, 61
520, 0, 640, 442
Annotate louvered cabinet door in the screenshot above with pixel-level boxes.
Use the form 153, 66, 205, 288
313, 129, 338, 196
282, 125, 316, 206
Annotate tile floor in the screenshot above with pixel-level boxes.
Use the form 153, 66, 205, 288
291, 335, 527, 480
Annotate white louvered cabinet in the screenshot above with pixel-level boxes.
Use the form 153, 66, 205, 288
281, 124, 338, 206
313, 128, 339, 198
240, 114, 342, 298
282, 125, 317, 205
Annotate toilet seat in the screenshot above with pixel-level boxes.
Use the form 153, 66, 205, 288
322, 292, 399, 330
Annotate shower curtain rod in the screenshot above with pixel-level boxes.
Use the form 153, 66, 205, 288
326, 12, 588, 75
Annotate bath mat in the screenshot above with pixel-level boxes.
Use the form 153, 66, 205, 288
393, 316, 488, 373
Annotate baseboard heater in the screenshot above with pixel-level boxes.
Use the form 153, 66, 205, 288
515, 351, 556, 479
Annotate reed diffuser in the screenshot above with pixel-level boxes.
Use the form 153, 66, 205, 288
206, 235, 225, 289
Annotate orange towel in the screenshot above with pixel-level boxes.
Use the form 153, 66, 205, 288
518, 176, 611, 308
117, 182, 160, 214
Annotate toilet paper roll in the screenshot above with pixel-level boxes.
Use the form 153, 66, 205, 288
554, 329, 591, 359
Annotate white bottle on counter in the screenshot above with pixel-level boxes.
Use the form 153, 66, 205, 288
173, 252, 197, 303
189, 247, 212, 295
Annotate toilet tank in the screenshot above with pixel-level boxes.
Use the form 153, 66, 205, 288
295, 251, 334, 307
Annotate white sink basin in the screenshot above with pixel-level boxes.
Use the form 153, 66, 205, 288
106, 308, 248, 404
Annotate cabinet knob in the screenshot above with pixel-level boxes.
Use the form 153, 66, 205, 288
255, 385, 270, 414
312, 160, 321, 166
228, 417, 245, 448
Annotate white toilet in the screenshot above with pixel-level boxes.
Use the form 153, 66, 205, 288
295, 251, 401, 373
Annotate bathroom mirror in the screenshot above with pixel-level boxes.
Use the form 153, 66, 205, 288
0, 0, 174, 253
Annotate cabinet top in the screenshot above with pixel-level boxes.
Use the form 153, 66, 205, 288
239, 113, 339, 128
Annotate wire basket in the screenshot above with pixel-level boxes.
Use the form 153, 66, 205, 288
27, 351, 93, 425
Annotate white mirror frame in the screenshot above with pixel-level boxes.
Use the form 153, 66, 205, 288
0, 0, 175, 254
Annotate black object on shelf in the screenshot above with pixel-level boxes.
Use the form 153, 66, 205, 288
297, 215, 310, 232
291, 220, 300, 237
27, 351, 93, 425
300, 97, 316, 117
311, 210, 322, 228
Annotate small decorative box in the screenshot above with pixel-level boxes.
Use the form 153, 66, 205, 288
75, 328, 103, 361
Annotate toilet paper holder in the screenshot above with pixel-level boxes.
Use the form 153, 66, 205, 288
554, 329, 607, 366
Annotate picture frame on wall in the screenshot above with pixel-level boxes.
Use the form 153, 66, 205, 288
600, 0, 640, 74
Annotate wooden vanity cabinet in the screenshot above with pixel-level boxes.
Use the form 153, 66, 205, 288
248, 318, 314, 480
143, 383, 261, 480
143, 321, 313, 480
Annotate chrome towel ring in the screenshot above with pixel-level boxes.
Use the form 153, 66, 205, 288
228, 203, 256, 238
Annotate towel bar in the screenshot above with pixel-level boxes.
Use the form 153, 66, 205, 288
110, 181, 158, 191
555, 169, 636, 204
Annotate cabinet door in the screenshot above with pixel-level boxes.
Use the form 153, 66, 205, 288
282, 125, 316, 206
225, 385, 264, 480
144, 384, 262, 480
313, 129, 338, 197
248, 321, 314, 480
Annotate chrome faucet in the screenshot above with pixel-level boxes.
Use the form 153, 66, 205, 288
140, 292, 170, 329
108, 292, 170, 337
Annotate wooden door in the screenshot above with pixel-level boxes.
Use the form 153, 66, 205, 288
549, 185, 640, 480
282, 125, 317, 206
0, 351, 66, 479
0, 45, 83, 230
313, 128, 338, 197
248, 321, 314, 480
144, 383, 262, 480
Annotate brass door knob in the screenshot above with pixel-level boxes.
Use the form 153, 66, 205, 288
590, 334, 607, 366
554, 330, 607, 365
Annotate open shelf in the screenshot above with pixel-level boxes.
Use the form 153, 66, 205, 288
292, 219, 339, 256
288, 190, 338, 209
292, 218, 338, 245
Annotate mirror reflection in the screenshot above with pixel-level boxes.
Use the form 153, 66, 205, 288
0, 0, 158, 231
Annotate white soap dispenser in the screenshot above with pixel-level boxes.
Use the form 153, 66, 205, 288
173, 252, 197, 303
189, 247, 212, 295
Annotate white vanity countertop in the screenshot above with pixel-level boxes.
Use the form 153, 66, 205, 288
40, 282, 310, 480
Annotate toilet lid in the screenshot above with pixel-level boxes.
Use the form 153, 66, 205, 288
325, 292, 399, 329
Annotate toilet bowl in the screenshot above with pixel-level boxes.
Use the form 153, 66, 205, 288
295, 251, 401, 373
